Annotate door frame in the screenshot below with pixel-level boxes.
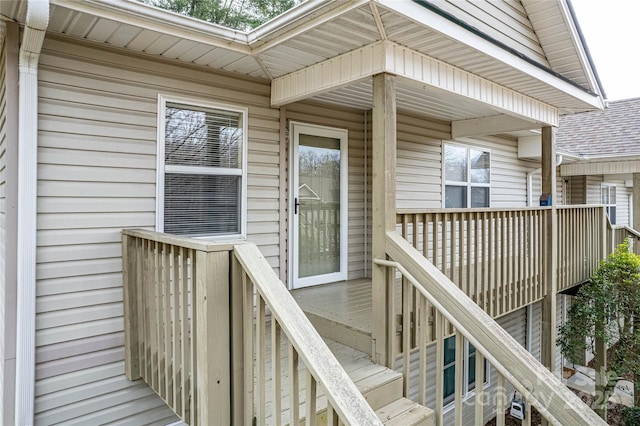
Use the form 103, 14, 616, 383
288, 121, 349, 289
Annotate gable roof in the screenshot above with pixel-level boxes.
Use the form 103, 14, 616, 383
2, 0, 604, 120
557, 97, 640, 158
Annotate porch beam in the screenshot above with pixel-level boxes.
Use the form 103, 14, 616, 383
540, 126, 557, 376
451, 114, 542, 139
271, 41, 559, 127
371, 73, 396, 367
561, 159, 640, 177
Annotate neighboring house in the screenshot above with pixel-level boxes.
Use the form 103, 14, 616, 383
557, 97, 640, 229
0, 0, 616, 425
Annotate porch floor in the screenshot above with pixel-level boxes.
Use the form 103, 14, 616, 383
291, 278, 373, 354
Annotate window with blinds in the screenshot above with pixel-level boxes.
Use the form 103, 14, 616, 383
160, 100, 246, 238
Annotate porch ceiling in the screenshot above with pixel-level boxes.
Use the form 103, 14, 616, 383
2, 0, 603, 123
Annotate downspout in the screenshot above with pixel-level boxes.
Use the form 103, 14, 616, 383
16, 1, 49, 424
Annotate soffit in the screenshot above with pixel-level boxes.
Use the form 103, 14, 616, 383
2, 0, 602, 119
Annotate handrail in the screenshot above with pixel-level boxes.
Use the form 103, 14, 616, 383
233, 244, 381, 426
383, 230, 606, 425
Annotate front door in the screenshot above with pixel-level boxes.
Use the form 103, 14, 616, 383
290, 123, 348, 288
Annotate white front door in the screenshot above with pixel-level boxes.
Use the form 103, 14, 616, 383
290, 123, 348, 289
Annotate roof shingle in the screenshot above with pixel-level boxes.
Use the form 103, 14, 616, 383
557, 97, 640, 157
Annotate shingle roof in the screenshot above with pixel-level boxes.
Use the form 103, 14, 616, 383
557, 97, 640, 157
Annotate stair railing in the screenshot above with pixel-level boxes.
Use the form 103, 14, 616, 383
376, 230, 606, 426
122, 229, 380, 426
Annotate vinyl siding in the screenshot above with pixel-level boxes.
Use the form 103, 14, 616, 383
437, 0, 548, 66
395, 127, 542, 210
567, 175, 586, 205
285, 102, 367, 280
585, 175, 603, 204
398, 306, 528, 425
35, 36, 280, 424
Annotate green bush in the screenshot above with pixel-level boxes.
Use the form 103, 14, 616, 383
623, 406, 640, 426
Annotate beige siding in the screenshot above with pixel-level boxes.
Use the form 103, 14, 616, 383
285, 102, 367, 280
438, 0, 548, 66
396, 129, 541, 210
585, 175, 603, 204
35, 36, 280, 424
567, 175, 586, 204
399, 307, 527, 424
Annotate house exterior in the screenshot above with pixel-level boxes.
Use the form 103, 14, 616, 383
0, 0, 620, 425
557, 97, 640, 230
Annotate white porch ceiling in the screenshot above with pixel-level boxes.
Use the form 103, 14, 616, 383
2, 0, 603, 127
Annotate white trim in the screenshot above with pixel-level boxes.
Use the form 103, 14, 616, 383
271, 41, 560, 127
156, 94, 248, 240
442, 142, 491, 209
15, 1, 49, 424
377, 0, 604, 110
289, 121, 348, 289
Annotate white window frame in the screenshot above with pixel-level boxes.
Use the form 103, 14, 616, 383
156, 94, 248, 240
442, 142, 491, 208
443, 335, 490, 410
601, 183, 617, 225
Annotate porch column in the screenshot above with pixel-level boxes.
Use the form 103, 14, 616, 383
371, 73, 397, 367
540, 126, 558, 375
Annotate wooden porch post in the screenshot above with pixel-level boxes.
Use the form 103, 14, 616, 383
371, 73, 397, 367
541, 126, 558, 375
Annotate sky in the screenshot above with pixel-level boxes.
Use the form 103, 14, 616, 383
570, 1, 640, 101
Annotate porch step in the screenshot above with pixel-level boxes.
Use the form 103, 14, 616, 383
263, 337, 432, 425
376, 398, 434, 426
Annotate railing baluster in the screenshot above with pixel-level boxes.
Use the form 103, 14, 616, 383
289, 343, 300, 426
189, 248, 196, 425
272, 320, 282, 426
419, 297, 427, 405
163, 243, 171, 403
242, 273, 254, 426
171, 245, 180, 415
402, 275, 411, 397
434, 310, 444, 426
454, 331, 463, 426
306, 371, 317, 426
256, 296, 266, 425
496, 372, 505, 426
181, 247, 189, 420
475, 352, 484, 423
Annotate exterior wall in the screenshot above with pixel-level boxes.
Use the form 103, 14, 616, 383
285, 103, 367, 280
585, 175, 604, 204
395, 126, 542, 210
437, 0, 548, 66
400, 306, 529, 424
34, 36, 284, 424
566, 175, 586, 205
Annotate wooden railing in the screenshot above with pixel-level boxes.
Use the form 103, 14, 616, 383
122, 229, 380, 426
396, 207, 547, 318
557, 206, 607, 291
377, 231, 606, 426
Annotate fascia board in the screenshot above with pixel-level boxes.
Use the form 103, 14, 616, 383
51, 0, 252, 54
377, 0, 604, 111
